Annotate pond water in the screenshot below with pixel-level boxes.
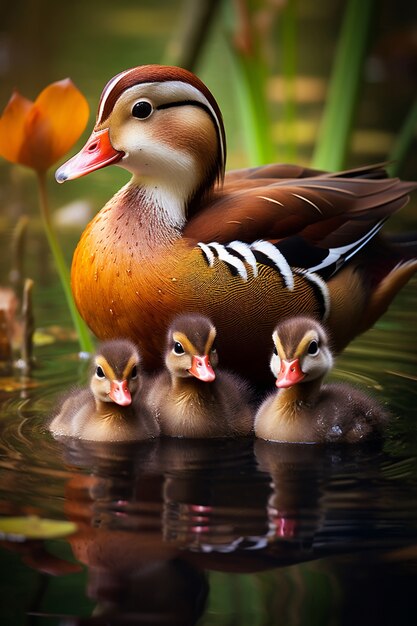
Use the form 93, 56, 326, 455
0, 274, 416, 625
1, 2, 417, 623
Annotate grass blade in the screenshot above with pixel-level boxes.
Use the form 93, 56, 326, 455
311, 0, 376, 171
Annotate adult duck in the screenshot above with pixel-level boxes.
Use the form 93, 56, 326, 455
56, 64, 417, 383
254, 317, 390, 443
49, 339, 160, 441
147, 313, 253, 438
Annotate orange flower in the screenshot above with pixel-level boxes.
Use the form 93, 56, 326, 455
0, 78, 89, 173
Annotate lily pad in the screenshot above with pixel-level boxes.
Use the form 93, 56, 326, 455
0, 516, 77, 541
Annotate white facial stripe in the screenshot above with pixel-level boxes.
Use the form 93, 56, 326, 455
102, 80, 225, 170
97, 68, 135, 123
154, 80, 225, 168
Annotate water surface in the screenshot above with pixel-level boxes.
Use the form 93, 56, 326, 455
0, 278, 416, 625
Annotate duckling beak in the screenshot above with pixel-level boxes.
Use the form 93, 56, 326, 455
188, 355, 216, 382
276, 358, 305, 388
55, 128, 124, 183
109, 379, 132, 406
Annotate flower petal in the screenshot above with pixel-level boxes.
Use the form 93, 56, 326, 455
19, 105, 55, 171
0, 92, 33, 164
34, 78, 90, 166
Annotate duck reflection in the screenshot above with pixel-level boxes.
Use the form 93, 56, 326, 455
255, 440, 327, 548
48, 434, 327, 622
3, 425, 415, 624
59, 437, 207, 625
254, 438, 400, 555
157, 437, 270, 552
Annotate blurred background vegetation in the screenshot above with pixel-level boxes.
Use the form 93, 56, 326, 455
2, 0, 417, 189
0, 3, 417, 620
0, 0, 417, 327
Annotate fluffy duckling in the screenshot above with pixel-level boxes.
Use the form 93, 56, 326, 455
49, 340, 160, 442
254, 317, 390, 444
147, 314, 253, 438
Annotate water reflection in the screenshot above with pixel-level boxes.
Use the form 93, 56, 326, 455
61, 442, 202, 625
0, 286, 417, 623
5, 431, 417, 622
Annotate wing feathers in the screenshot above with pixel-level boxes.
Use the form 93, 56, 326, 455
184, 165, 415, 247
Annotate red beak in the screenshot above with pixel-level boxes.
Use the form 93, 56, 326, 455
55, 128, 123, 183
276, 358, 305, 388
188, 355, 216, 382
109, 379, 132, 406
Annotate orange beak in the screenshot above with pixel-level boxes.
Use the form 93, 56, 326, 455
109, 379, 132, 406
55, 128, 123, 183
276, 358, 305, 388
188, 355, 216, 382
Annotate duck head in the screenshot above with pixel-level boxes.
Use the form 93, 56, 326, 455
56, 65, 226, 224
165, 313, 218, 382
90, 339, 142, 406
270, 317, 333, 389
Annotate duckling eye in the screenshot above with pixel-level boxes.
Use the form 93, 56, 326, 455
173, 341, 185, 355
131, 365, 138, 379
96, 366, 105, 378
307, 340, 319, 356
132, 100, 153, 119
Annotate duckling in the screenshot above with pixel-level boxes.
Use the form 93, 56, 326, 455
254, 317, 390, 443
49, 339, 160, 442
147, 314, 253, 438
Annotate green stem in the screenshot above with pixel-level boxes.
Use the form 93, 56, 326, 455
311, 0, 376, 170
231, 52, 275, 166
36, 171, 94, 353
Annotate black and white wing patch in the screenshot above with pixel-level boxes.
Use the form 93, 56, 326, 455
197, 217, 385, 283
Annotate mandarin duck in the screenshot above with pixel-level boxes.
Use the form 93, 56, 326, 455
254, 316, 390, 443
146, 313, 253, 438
56, 64, 417, 384
49, 339, 160, 441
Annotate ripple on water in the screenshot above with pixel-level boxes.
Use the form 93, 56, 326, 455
0, 290, 417, 561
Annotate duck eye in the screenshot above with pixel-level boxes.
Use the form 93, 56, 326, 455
96, 365, 105, 378
131, 365, 138, 379
173, 341, 185, 355
132, 100, 153, 119
307, 340, 319, 356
